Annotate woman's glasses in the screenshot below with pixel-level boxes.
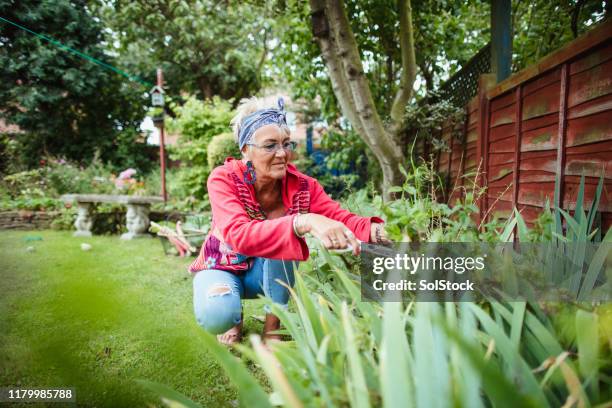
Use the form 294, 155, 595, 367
247, 141, 298, 154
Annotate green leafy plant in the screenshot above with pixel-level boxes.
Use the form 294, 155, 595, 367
167, 96, 234, 200
402, 94, 465, 154
49, 207, 77, 230
207, 132, 240, 172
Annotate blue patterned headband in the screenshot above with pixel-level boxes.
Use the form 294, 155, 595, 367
238, 98, 287, 150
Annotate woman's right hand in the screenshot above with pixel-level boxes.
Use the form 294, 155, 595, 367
295, 213, 361, 255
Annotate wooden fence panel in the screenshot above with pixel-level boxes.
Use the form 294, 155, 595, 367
429, 20, 612, 231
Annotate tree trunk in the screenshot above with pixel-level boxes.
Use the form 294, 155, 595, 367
198, 78, 213, 100
310, 0, 413, 199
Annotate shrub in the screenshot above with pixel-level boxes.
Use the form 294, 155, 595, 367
50, 207, 77, 230
0, 133, 19, 176
1, 156, 118, 199
207, 132, 240, 172
167, 96, 235, 200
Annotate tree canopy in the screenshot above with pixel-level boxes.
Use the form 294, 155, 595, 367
268, 0, 607, 197
0, 0, 151, 170
0, 0, 607, 182
94, 0, 271, 102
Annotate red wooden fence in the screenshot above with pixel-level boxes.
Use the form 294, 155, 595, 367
433, 20, 612, 231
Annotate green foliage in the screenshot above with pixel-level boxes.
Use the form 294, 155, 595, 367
0, 156, 166, 211
341, 159, 499, 243
94, 0, 269, 101
198, 185, 611, 407
401, 94, 465, 152
271, 0, 606, 164
207, 132, 240, 172
270, 0, 490, 124
0, 133, 15, 175
1, 157, 115, 199
320, 128, 369, 175
49, 207, 76, 231
202, 262, 611, 407
512, 0, 608, 71
168, 96, 234, 200
0, 196, 62, 211
291, 128, 380, 200
0, 0, 150, 171
293, 148, 358, 201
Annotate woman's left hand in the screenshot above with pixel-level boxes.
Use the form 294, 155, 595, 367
370, 223, 391, 245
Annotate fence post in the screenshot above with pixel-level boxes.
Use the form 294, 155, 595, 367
446, 123, 454, 196
491, 0, 512, 83
476, 74, 496, 227
555, 63, 570, 210
512, 85, 523, 215
512, 85, 524, 239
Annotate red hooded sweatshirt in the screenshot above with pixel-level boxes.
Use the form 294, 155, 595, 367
188, 158, 383, 274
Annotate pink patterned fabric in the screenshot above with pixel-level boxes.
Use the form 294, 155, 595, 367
188, 158, 383, 274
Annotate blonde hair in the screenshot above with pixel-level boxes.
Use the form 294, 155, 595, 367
231, 95, 290, 144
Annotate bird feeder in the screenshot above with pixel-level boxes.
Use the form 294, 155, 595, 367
150, 85, 165, 125
150, 85, 164, 107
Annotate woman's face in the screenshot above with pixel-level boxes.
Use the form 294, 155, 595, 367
243, 124, 292, 182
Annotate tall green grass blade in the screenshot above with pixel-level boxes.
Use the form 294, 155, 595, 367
468, 303, 548, 406
268, 302, 307, 345
500, 215, 518, 242
569, 210, 589, 294
442, 323, 539, 408
334, 266, 382, 342
268, 303, 334, 407
559, 208, 580, 237
341, 302, 371, 408
576, 310, 600, 399
586, 175, 604, 235
380, 302, 414, 408
510, 302, 526, 350
316, 334, 331, 365
291, 272, 323, 350
515, 209, 530, 242
413, 303, 450, 408
456, 303, 483, 408
491, 301, 563, 357
196, 332, 272, 408
136, 380, 202, 408
271, 346, 316, 403
577, 229, 612, 301
251, 335, 304, 408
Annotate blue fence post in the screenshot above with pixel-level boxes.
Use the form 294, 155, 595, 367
306, 125, 313, 155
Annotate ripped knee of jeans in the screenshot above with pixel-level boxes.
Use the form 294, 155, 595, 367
207, 283, 233, 298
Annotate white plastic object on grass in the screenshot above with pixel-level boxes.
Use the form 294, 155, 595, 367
80, 243, 92, 251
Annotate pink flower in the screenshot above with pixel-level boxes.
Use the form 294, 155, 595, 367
114, 179, 127, 189
118, 168, 137, 180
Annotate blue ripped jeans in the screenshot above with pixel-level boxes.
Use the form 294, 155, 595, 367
193, 258, 296, 335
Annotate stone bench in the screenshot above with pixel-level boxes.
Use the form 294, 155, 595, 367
60, 194, 164, 240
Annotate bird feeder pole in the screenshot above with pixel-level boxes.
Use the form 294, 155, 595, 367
154, 68, 167, 202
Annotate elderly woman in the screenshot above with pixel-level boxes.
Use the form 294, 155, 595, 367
189, 97, 387, 345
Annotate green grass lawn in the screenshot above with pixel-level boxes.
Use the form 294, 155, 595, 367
0, 230, 267, 407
